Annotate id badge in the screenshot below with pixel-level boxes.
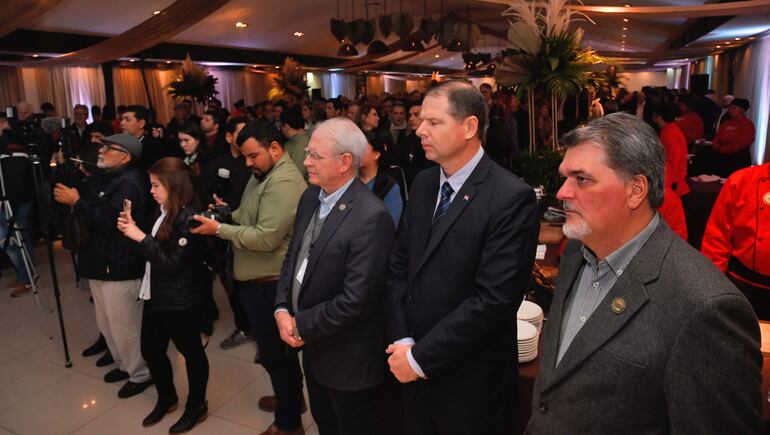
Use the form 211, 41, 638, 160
296, 258, 308, 284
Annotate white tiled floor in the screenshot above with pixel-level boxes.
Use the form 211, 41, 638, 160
0, 242, 319, 435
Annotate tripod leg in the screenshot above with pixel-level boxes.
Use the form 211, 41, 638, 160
71, 251, 80, 287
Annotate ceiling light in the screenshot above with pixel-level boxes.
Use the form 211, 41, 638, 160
622, 34, 627, 38
153, 10, 161, 15
294, 32, 304, 37
725, 41, 731, 45
337, 42, 358, 57
735, 37, 740, 41
129, 59, 136, 62
434, 54, 440, 58
622, 27, 628, 31
404, 39, 426, 52
165, 60, 171, 64
621, 47, 625, 51
716, 45, 721, 48
623, 18, 629, 22
32, 54, 39, 58
275, 66, 280, 69
252, 64, 258, 67
236, 22, 248, 29
624, 4, 631, 7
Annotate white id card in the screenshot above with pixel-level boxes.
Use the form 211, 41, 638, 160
296, 258, 308, 284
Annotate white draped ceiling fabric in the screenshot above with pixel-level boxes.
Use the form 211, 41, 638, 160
734, 32, 770, 164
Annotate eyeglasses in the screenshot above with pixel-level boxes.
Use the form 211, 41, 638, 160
100, 144, 128, 154
304, 148, 327, 161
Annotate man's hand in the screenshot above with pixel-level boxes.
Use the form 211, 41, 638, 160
275, 311, 304, 348
53, 183, 80, 206
189, 215, 219, 235
386, 343, 420, 383
211, 194, 228, 208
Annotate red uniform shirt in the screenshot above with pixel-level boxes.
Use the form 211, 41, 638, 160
712, 116, 756, 154
660, 122, 690, 196
702, 163, 770, 276
659, 187, 688, 240
675, 111, 704, 144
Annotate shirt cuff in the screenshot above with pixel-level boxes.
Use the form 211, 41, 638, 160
394, 337, 416, 345
274, 307, 289, 317
406, 348, 427, 379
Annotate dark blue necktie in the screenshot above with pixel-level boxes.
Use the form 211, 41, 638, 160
433, 181, 454, 224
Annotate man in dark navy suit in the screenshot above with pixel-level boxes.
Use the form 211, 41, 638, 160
387, 80, 540, 435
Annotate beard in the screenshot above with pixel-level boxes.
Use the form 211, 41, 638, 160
562, 201, 592, 240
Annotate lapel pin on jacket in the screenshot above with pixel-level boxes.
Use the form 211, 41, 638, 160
611, 297, 626, 314
463, 194, 470, 201
763, 192, 770, 206
339, 203, 346, 211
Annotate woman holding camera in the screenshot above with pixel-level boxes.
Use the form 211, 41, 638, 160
117, 157, 210, 433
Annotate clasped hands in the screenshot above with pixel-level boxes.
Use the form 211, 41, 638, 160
275, 311, 304, 348
386, 343, 420, 383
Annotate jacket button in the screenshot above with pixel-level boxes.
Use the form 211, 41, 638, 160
538, 403, 547, 414
407, 295, 413, 302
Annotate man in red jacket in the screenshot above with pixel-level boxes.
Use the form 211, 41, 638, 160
675, 96, 704, 144
702, 162, 770, 319
653, 103, 689, 196
710, 98, 755, 176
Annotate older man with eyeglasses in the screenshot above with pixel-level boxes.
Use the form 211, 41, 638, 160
53, 133, 154, 399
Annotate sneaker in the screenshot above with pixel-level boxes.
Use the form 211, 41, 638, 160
220, 330, 254, 350
96, 351, 115, 367
82, 335, 108, 357
10, 283, 31, 297
104, 368, 129, 383
117, 379, 154, 399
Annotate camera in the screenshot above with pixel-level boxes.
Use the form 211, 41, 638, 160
187, 204, 232, 229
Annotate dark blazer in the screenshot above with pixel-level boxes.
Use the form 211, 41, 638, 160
388, 152, 540, 431
133, 206, 212, 311
276, 179, 396, 392
527, 221, 763, 434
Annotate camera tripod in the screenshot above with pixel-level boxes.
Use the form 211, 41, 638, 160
0, 148, 72, 368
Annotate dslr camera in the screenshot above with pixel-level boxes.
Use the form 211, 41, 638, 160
187, 204, 232, 229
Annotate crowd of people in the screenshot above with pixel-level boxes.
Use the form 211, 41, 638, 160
0, 75, 767, 434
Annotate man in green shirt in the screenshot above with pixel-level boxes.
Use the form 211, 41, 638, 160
281, 106, 310, 181
192, 121, 307, 435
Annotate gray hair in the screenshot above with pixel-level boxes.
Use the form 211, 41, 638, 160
311, 117, 368, 171
425, 80, 486, 140
562, 112, 665, 209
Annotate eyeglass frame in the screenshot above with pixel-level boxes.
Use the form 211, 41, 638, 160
99, 143, 129, 154
304, 147, 349, 162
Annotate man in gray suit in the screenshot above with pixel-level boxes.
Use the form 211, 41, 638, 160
528, 112, 762, 433
275, 117, 395, 435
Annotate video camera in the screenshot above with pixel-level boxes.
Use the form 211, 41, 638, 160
1, 106, 49, 155
187, 204, 232, 229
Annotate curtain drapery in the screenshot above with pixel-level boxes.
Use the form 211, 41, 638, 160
734, 32, 770, 164
10, 66, 105, 122
0, 66, 25, 110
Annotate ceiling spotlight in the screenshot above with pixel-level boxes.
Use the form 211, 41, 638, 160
129, 59, 136, 62
434, 54, 440, 58
716, 45, 721, 48
622, 27, 628, 31
294, 32, 304, 37
624, 4, 631, 7
275, 66, 280, 69
253, 64, 258, 67
623, 18, 629, 22
725, 41, 731, 45
32, 54, 39, 58
153, 10, 161, 15
236, 22, 248, 29
735, 37, 741, 41
621, 47, 625, 51
165, 60, 171, 64
622, 34, 627, 38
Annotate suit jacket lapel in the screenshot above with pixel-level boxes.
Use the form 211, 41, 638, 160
538, 241, 584, 386
300, 179, 359, 289
409, 169, 439, 282
540, 222, 674, 393
290, 189, 319, 265
415, 155, 492, 276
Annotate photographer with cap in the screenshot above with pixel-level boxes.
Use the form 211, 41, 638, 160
53, 133, 153, 399
711, 98, 756, 175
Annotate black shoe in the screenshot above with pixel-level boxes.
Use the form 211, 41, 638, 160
142, 395, 178, 427
95, 351, 114, 367
117, 379, 154, 399
104, 368, 129, 383
82, 335, 107, 357
169, 401, 208, 433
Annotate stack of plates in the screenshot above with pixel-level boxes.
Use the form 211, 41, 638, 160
518, 300, 544, 333
517, 320, 538, 363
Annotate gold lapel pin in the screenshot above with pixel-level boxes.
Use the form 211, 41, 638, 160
763, 192, 770, 206
339, 203, 346, 211
463, 195, 470, 201
611, 297, 626, 314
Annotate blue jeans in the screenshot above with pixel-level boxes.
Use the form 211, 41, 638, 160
0, 202, 35, 284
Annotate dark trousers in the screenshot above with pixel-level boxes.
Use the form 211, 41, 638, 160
225, 276, 251, 333
401, 383, 506, 435
141, 304, 209, 408
238, 280, 304, 431
305, 369, 384, 435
